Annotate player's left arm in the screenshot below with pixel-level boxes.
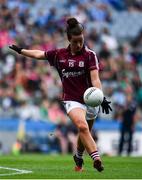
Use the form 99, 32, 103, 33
90, 69, 112, 114
90, 69, 102, 90
89, 51, 112, 114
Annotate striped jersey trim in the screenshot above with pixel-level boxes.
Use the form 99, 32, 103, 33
85, 46, 99, 69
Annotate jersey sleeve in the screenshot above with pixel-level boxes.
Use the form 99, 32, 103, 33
88, 51, 99, 71
44, 49, 58, 66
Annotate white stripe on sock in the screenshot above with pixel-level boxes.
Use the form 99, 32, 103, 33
90, 151, 100, 160
76, 150, 83, 159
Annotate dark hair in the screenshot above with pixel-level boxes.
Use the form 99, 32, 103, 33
66, 17, 84, 40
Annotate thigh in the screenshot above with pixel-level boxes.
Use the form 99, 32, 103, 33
68, 108, 87, 128
63, 101, 86, 114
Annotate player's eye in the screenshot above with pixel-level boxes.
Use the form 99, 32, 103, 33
73, 40, 82, 44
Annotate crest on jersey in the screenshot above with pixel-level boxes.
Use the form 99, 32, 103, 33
79, 61, 84, 67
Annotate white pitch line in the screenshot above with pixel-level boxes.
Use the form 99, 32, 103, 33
0, 166, 32, 176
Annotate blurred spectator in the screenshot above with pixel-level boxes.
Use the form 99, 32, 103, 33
112, 87, 126, 120
101, 27, 118, 51
39, 99, 50, 121
67, 123, 78, 154
70, 4, 88, 24
12, 139, 22, 155
48, 99, 67, 124
125, 0, 142, 11
118, 94, 138, 156
55, 120, 78, 154
55, 118, 69, 154
17, 100, 41, 121
87, 0, 112, 22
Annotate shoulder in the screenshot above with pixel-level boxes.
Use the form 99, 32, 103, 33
84, 46, 99, 62
45, 48, 67, 57
54, 48, 68, 57
84, 46, 97, 56
45, 48, 67, 54
83, 46, 99, 68
57, 47, 68, 54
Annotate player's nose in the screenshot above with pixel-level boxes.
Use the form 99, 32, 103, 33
77, 43, 81, 49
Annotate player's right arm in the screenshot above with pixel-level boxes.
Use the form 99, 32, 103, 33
9, 45, 45, 60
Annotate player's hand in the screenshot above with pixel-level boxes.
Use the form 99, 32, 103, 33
101, 97, 112, 114
9, 45, 23, 54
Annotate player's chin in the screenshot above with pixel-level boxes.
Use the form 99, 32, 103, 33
75, 49, 82, 54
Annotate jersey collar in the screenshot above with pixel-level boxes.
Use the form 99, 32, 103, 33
67, 44, 85, 56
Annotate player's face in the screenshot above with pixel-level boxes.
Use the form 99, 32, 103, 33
70, 34, 84, 54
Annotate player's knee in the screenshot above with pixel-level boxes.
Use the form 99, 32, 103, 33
78, 122, 89, 133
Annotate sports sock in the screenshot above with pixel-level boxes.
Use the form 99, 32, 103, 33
76, 149, 84, 159
89, 150, 100, 161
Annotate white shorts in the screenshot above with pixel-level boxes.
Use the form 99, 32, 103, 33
63, 101, 100, 121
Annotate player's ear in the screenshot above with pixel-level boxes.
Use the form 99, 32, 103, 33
68, 37, 71, 42
67, 34, 72, 42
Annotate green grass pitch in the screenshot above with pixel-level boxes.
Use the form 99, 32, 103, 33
0, 154, 142, 179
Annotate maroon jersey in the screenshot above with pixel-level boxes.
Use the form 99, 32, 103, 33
45, 46, 99, 104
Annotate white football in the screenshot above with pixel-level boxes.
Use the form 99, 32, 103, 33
83, 87, 104, 107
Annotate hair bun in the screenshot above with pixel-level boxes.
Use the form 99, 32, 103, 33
67, 17, 78, 28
